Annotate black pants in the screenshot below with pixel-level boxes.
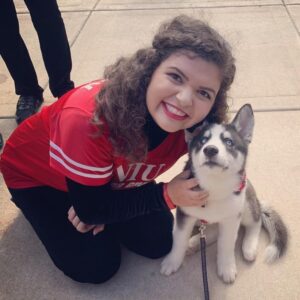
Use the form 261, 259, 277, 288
9, 186, 173, 283
0, 0, 74, 98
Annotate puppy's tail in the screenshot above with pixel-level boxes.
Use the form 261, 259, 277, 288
261, 206, 288, 263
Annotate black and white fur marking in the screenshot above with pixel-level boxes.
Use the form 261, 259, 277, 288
160, 104, 288, 283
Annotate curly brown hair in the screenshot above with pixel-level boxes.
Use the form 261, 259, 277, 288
94, 15, 236, 162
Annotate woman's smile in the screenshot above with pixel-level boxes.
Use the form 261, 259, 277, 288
146, 51, 221, 133
162, 101, 188, 121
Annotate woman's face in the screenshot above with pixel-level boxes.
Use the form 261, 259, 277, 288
146, 52, 221, 132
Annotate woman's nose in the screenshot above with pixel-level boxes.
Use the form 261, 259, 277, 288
176, 88, 193, 106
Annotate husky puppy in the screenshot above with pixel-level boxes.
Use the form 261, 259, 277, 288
161, 104, 288, 283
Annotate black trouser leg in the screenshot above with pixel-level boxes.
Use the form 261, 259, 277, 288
118, 210, 174, 259
24, 0, 74, 97
0, 0, 43, 97
9, 186, 173, 283
9, 187, 121, 283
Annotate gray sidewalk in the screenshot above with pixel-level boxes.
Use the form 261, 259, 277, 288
1, 1, 300, 299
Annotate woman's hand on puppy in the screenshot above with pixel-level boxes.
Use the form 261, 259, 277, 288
68, 206, 104, 235
166, 170, 209, 207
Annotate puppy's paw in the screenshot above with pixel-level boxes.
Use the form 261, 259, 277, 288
160, 254, 183, 276
243, 247, 257, 262
217, 262, 237, 284
186, 234, 200, 256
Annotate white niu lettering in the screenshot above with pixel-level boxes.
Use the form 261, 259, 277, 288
116, 163, 166, 182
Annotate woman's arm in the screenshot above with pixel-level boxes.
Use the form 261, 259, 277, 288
66, 177, 169, 225
67, 170, 208, 226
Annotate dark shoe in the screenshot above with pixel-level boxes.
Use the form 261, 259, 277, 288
15, 95, 44, 125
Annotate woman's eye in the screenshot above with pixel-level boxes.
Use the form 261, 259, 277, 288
168, 73, 182, 83
224, 138, 234, 147
198, 90, 211, 100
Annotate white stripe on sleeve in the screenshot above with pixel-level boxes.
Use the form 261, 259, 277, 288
50, 151, 113, 179
50, 141, 112, 172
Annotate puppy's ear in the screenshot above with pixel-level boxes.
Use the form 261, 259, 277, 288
231, 104, 254, 144
185, 121, 208, 143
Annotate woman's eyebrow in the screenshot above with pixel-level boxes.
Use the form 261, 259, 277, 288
169, 66, 217, 96
169, 67, 188, 80
199, 86, 217, 97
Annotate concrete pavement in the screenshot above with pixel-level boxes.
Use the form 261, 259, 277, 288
1, 1, 300, 299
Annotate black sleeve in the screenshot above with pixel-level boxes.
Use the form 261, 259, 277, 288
66, 178, 170, 225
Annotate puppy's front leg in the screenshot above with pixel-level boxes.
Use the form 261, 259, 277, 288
217, 217, 241, 283
161, 208, 197, 276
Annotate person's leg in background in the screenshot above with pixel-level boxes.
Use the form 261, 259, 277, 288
25, 0, 74, 98
0, 0, 44, 125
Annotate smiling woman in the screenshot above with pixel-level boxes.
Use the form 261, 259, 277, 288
0, 15, 236, 284
96, 16, 236, 162
146, 52, 221, 133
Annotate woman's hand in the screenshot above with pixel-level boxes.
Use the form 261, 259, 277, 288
166, 170, 209, 207
67, 206, 105, 235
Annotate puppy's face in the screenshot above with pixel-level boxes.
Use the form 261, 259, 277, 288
189, 124, 248, 175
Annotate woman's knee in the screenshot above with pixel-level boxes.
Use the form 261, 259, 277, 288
120, 211, 174, 259
47, 232, 122, 284
54, 252, 122, 284
140, 233, 173, 259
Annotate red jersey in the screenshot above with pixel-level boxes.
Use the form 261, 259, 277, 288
0, 80, 188, 191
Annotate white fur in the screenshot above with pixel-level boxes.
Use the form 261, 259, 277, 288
264, 245, 280, 263
161, 125, 259, 283
161, 105, 287, 284
186, 223, 218, 255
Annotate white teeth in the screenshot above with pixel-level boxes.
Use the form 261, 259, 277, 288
165, 103, 186, 116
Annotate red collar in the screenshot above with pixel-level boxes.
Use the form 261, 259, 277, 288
200, 172, 247, 224
235, 172, 247, 194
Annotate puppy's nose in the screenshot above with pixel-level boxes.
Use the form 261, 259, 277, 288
203, 145, 219, 158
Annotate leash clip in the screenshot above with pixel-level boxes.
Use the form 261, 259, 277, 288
199, 223, 206, 238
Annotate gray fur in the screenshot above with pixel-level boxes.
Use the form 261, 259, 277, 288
231, 103, 254, 144
246, 180, 288, 258
161, 104, 288, 282
176, 207, 189, 230
261, 206, 288, 258
245, 180, 261, 222
188, 104, 288, 262
223, 126, 248, 156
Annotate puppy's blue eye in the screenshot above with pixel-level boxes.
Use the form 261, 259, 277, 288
224, 138, 234, 147
201, 137, 208, 144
